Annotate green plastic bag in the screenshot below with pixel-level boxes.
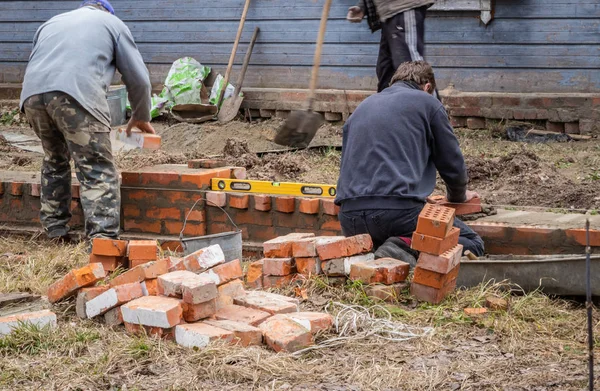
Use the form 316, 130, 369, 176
209, 74, 236, 107
161, 57, 211, 106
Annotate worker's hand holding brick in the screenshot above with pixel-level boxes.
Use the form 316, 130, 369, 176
126, 119, 156, 136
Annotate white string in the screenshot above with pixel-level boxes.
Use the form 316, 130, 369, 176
292, 302, 433, 355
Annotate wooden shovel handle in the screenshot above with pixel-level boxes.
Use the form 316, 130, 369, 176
217, 0, 251, 108
307, 0, 332, 110
234, 26, 260, 96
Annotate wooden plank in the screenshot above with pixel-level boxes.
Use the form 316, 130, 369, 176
4, 42, 598, 69
2, 62, 599, 93
0, 292, 41, 308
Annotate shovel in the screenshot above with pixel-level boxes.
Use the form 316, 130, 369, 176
274, 0, 332, 148
216, 0, 251, 110
218, 26, 260, 123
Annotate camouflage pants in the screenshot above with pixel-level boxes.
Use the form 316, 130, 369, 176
23, 92, 120, 238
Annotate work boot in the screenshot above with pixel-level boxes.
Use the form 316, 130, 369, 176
46, 226, 72, 244
374, 236, 418, 267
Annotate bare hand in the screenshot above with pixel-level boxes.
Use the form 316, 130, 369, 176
126, 120, 156, 136
347, 6, 364, 22
464, 190, 480, 203
426, 195, 445, 204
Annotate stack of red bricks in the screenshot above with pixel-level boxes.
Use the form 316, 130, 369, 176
248, 233, 375, 288
47, 239, 333, 352
410, 204, 463, 304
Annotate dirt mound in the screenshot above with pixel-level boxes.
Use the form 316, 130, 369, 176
467, 150, 600, 209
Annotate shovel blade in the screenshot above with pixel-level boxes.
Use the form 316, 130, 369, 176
218, 96, 244, 123
274, 110, 323, 148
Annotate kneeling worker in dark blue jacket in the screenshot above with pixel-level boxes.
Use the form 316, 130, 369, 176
334, 61, 484, 265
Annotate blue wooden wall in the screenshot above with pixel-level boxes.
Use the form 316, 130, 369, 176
0, 0, 598, 93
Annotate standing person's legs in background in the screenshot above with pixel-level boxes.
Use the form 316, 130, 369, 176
375, 6, 439, 99
24, 91, 121, 239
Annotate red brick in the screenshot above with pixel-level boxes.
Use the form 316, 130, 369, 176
183, 244, 225, 272
215, 304, 271, 326
181, 274, 218, 304
76, 286, 110, 318
216, 279, 246, 309
129, 259, 154, 268
412, 264, 461, 289
263, 258, 295, 276
274, 196, 296, 213
286, 312, 333, 334
229, 194, 249, 209
128, 240, 157, 261
320, 219, 341, 231
104, 306, 124, 327
175, 322, 234, 348
564, 122, 580, 134
292, 238, 317, 257
157, 270, 200, 297
445, 197, 483, 216
485, 296, 509, 311
122, 296, 183, 328
298, 198, 319, 214
10, 182, 24, 196
0, 310, 57, 335
206, 191, 227, 207
146, 207, 181, 220
416, 244, 463, 274
466, 117, 486, 130
92, 238, 128, 257
546, 121, 565, 133
124, 220, 162, 234
234, 291, 299, 315
123, 205, 141, 218
180, 168, 231, 189
47, 263, 105, 303
233, 209, 273, 226
410, 279, 457, 304
411, 227, 460, 256
246, 259, 264, 289
183, 208, 205, 222
163, 221, 206, 237
320, 199, 340, 216
415, 204, 455, 238
263, 233, 315, 258
321, 253, 374, 276
202, 259, 244, 285
349, 258, 410, 285
253, 195, 272, 211
259, 314, 313, 353
110, 259, 169, 286
166, 256, 186, 272
315, 234, 373, 261
204, 319, 262, 347
89, 254, 121, 272
141, 279, 159, 296
263, 275, 295, 289
365, 283, 408, 302
182, 298, 217, 322
296, 257, 321, 276
450, 116, 467, 128
86, 282, 144, 318
188, 158, 226, 169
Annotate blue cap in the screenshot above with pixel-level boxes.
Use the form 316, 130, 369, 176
80, 0, 115, 15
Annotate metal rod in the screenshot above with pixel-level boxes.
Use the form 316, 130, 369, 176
586, 219, 594, 391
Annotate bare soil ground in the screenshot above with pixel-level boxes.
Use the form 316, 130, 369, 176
2, 104, 600, 210
1, 235, 599, 391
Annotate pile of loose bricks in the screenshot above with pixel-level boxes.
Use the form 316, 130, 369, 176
248, 233, 412, 302
1, 239, 334, 353
410, 203, 463, 304
0, 204, 469, 349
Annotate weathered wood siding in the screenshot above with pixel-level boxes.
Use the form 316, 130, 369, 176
0, 0, 598, 93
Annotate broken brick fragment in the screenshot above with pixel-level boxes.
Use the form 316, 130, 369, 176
204, 319, 263, 347
157, 270, 201, 297
259, 314, 313, 353
216, 279, 246, 309
182, 244, 225, 273
246, 259, 264, 289
296, 257, 322, 276
47, 263, 105, 303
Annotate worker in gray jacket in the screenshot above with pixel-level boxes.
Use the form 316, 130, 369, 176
20, 0, 154, 241
348, 0, 435, 92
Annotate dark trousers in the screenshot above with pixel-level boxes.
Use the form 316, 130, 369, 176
376, 6, 428, 92
338, 206, 485, 257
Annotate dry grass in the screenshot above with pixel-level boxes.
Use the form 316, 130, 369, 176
0, 236, 599, 390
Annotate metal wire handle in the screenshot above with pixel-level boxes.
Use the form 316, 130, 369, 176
179, 198, 240, 241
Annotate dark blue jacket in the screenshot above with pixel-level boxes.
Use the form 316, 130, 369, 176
335, 81, 468, 211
